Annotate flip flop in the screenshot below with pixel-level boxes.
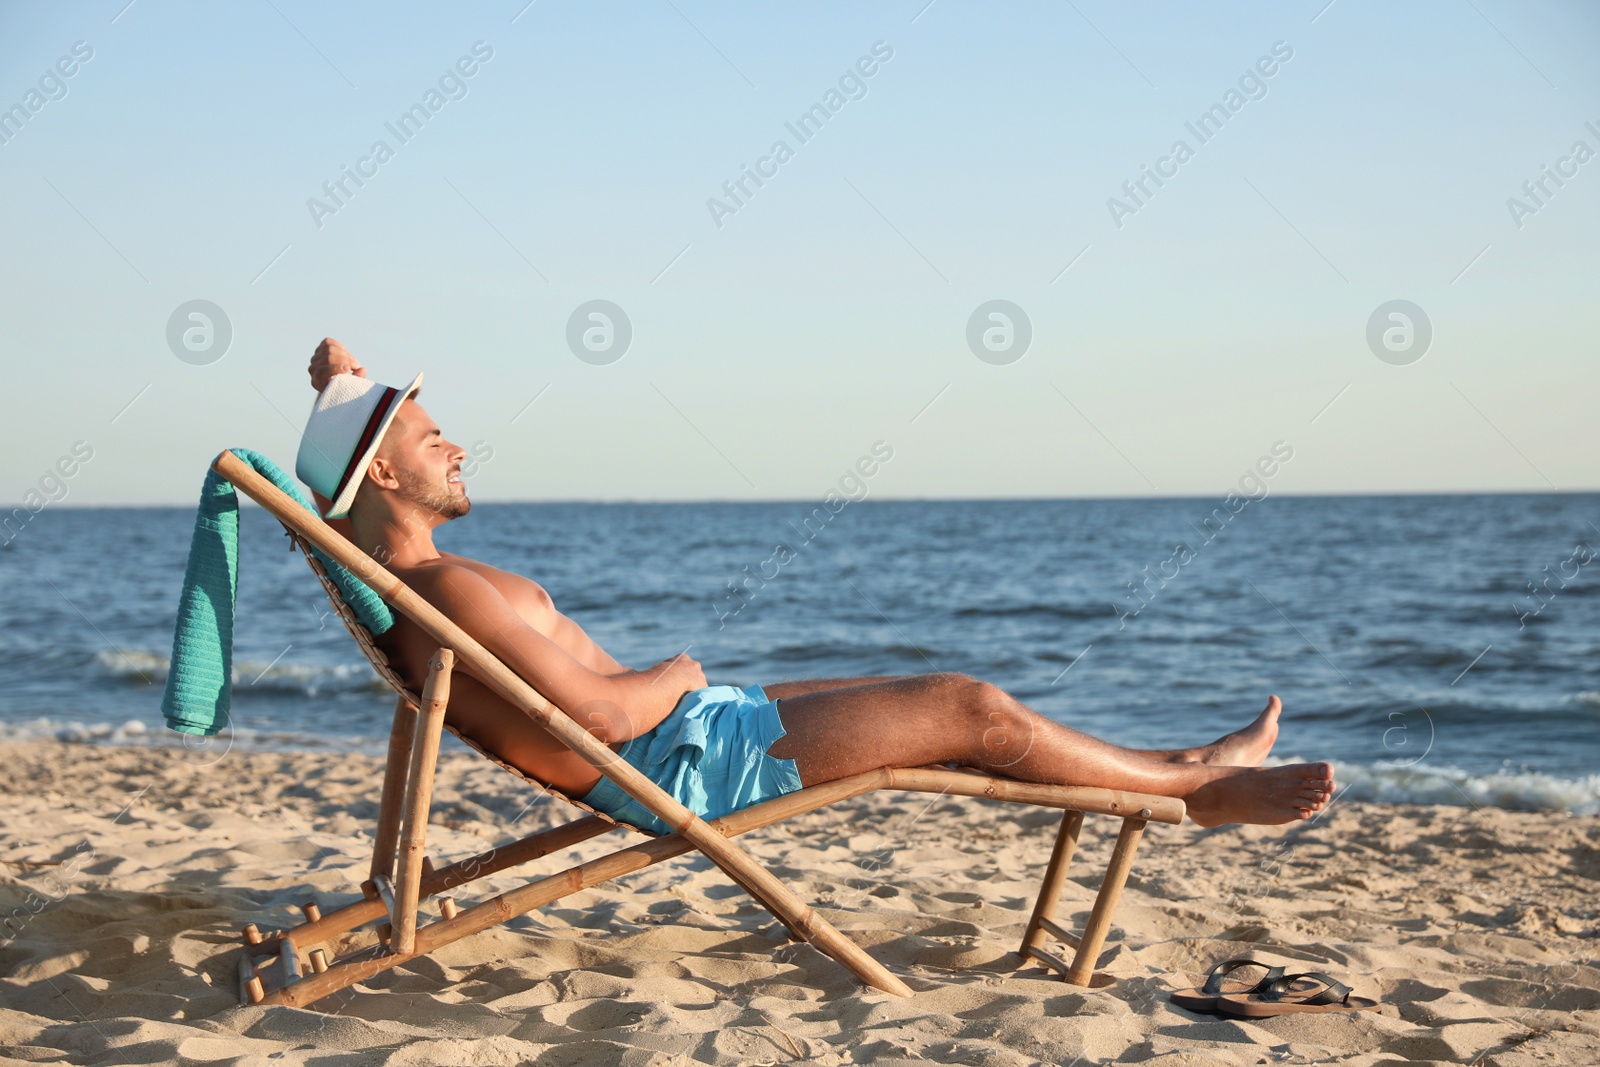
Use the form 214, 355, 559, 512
1216, 971, 1382, 1017
1168, 958, 1287, 1013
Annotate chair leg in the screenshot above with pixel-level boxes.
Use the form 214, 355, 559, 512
1064, 817, 1146, 986
1018, 809, 1083, 966
371, 696, 418, 882
695, 850, 906, 994
392, 649, 453, 955
239, 953, 267, 1004
716, 863, 803, 943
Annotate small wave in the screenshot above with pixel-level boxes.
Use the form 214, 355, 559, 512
0, 715, 385, 755
8, 717, 154, 744
1336, 761, 1600, 815
765, 640, 948, 664
233, 659, 387, 696
95, 649, 385, 696
1363, 641, 1483, 670
1565, 692, 1600, 708
561, 589, 699, 613
96, 649, 169, 683
953, 602, 1112, 621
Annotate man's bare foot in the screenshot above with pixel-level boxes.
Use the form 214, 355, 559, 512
1183, 761, 1335, 827
1170, 696, 1282, 767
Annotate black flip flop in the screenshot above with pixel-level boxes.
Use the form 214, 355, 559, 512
1217, 971, 1382, 1017
1168, 958, 1287, 1013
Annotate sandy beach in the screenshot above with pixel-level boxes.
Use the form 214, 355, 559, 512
1, 737, 1595, 1066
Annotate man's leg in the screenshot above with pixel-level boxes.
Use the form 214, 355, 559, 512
1126, 696, 1282, 766
765, 674, 1332, 827
762, 676, 907, 700
767, 677, 1283, 766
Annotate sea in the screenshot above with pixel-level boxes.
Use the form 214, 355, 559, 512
2, 492, 1597, 814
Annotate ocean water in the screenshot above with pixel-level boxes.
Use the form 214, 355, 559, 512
2, 492, 1597, 813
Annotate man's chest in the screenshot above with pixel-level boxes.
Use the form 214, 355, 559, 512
446, 556, 558, 634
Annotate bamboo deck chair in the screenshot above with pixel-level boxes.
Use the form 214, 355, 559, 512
215, 450, 1185, 1009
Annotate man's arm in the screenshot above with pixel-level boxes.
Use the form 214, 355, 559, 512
546, 611, 632, 675
415, 563, 705, 742
309, 337, 364, 390
306, 338, 366, 533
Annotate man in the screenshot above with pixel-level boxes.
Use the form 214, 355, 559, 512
299, 339, 1334, 831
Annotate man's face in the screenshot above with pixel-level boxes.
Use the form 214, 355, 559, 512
376, 399, 471, 519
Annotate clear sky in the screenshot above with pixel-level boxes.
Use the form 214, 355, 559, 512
3, 0, 1597, 505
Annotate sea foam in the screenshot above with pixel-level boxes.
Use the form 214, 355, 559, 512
94, 648, 385, 696
1335, 761, 1600, 815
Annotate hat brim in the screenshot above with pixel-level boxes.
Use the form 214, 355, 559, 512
324, 372, 424, 519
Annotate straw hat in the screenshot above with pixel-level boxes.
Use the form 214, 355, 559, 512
296, 371, 423, 518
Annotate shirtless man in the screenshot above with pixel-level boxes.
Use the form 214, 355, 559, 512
302, 339, 1334, 829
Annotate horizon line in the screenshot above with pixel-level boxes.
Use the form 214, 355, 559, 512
31, 484, 1600, 510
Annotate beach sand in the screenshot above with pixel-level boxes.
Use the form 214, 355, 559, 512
1, 738, 1595, 1066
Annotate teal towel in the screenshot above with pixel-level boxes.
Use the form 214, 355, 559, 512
160, 449, 394, 736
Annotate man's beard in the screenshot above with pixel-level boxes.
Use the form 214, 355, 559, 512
397, 467, 471, 519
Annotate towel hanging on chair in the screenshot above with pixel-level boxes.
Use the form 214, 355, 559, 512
159, 448, 394, 737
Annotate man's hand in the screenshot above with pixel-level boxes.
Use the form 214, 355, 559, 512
309, 338, 366, 392
648, 652, 706, 693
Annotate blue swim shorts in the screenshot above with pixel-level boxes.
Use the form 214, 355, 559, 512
580, 683, 804, 835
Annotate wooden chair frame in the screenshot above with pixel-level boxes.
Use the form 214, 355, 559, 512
214, 450, 1185, 1009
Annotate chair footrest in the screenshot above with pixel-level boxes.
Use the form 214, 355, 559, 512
1036, 916, 1077, 948
1021, 944, 1071, 977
